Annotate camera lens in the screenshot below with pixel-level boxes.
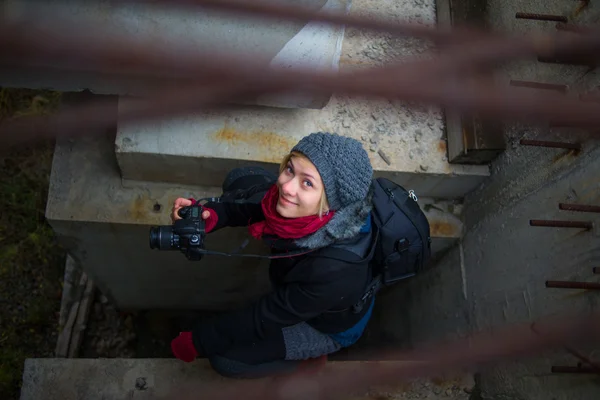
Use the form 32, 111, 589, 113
149, 226, 174, 250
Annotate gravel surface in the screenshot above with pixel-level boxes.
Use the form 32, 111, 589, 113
80, 294, 137, 358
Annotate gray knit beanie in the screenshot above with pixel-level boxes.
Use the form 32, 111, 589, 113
291, 132, 373, 210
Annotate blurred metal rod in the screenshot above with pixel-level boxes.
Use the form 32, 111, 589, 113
546, 281, 600, 290
515, 12, 568, 22
530, 220, 593, 229
559, 203, 600, 213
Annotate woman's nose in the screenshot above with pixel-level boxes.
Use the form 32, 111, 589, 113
281, 178, 297, 196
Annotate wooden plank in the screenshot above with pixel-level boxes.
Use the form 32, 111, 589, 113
68, 277, 95, 358
57, 255, 78, 332
55, 273, 87, 358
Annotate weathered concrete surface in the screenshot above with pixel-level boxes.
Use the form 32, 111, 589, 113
47, 125, 464, 310
455, 2, 600, 398
115, 101, 489, 199
370, 2, 600, 399
374, 144, 600, 400
115, 0, 490, 199
20, 358, 475, 400
1, 0, 348, 109
46, 133, 270, 310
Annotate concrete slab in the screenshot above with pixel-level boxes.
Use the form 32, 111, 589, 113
1, 0, 348, 109
20, 358, 475, 400
114, 0, 490, 199
47, 127, 463, 310
115, 100, 490, 200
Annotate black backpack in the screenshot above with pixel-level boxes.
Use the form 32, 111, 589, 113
324, 177, 432, 312
368, 177, 432, 284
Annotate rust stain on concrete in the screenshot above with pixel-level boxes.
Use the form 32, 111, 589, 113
438, 140, 447, 153
430, 220, 458, 237
130, 195, 148, 221
212, 124, 294, 163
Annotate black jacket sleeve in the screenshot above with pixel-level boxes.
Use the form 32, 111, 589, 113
191, 258, 349, 357
203, 200, 265, 231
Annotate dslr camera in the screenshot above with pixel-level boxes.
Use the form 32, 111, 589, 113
149, 205, 206, 261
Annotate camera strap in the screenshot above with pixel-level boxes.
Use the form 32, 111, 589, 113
191, 197, 321, 259
198, 248, 318, 260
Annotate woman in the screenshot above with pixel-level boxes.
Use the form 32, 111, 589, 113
170, 132, 376, 379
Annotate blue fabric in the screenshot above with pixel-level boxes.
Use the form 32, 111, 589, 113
359, 213, 371, 233
327, 298, 375, 347
326, 213, 373, 348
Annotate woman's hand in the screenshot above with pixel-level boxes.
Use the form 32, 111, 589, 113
171, 198, 218, 232
171, 198, 193, 222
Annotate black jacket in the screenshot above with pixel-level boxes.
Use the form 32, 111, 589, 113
192, 197, 374, 358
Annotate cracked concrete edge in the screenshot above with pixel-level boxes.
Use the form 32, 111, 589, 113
20, 358, 475, 400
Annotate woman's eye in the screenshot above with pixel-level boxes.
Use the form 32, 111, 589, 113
304, 180, 313, 187
286, 166, 293, 174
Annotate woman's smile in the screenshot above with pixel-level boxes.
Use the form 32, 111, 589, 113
278, 195, 297, 207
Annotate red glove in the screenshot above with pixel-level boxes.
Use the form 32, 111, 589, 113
171, 331, 198, 362
188, 198, 218, 233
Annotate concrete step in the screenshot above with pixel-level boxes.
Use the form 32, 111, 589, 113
46, 132, 463, 310
20, 358, 475, 400
115, 97, 490, 199
1, 0, 348, 109
113, 0, 490, 199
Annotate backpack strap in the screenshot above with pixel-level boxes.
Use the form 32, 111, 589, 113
317, 225, 379, 264
316, 227, 382, 315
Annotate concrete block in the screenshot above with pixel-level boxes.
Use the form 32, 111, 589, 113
115, 99, 490, 199
65, 0, 485, 199
20, 358, 475, 400
1, 0, 349, 109
47, 131, 464, 310
112, 0, 489, 199
46, 134, 272, 310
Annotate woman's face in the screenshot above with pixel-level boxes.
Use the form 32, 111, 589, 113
276, 155, 326, 218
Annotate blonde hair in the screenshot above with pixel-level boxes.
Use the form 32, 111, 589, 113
279, 151, 329, 218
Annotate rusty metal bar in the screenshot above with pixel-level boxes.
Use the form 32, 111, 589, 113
551, 365, 596, 373
529, 220, 593, 229
3, 18, 600, 147
148, 0, 459, 43
520, 140, 581, 150
510, 80, 568, 93
178, 0, 600, 63
515, 12, 567, 22
1, 3, 600, 149
537, 56, 594, 66
546, 281, 600, 290
3, 2, 599, 80
5, 63, 600, 149
559, 203, 600, 213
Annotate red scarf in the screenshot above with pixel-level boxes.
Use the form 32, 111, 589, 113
248, 184, 335, 240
